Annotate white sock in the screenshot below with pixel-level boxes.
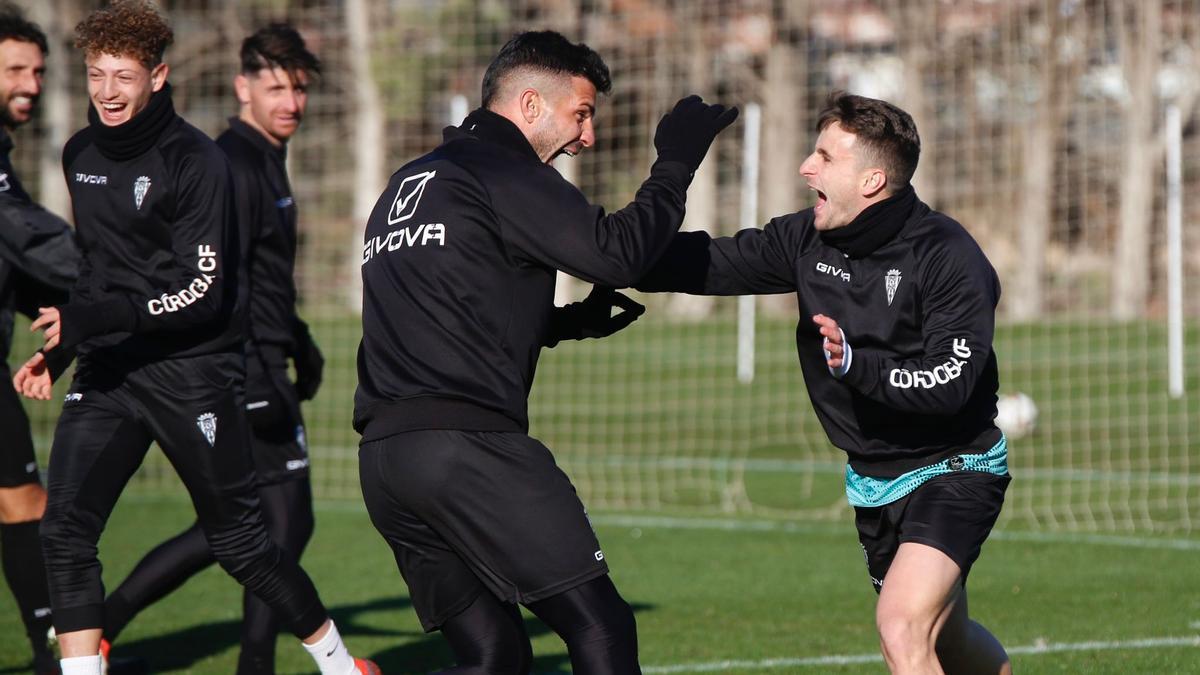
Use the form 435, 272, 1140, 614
301, 620, 357, 675
60, 655, 103, 675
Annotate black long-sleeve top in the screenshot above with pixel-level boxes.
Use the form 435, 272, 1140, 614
638, 191, 1002, 477
0, 128, 79, 366
354, 108, 693, 441
58, 85, 243, 366
216, 117, 313, 365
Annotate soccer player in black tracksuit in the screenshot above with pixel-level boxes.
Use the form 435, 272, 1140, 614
637, 92, 1011, 674
356, 31, 736, 674
0, 9, 79, 673
96, 24, 325, 675
12, 5, 375, 675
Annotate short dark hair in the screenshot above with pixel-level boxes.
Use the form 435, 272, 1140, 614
816, 91, 921, 192
481, 30, 611, 108
75, 0, 173, 68
240, 22, 320, 78
0, 3, 48, 55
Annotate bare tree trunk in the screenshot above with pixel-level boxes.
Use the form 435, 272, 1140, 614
30, 0, 78, 219
894, 0, 936, 204
345, 0, 386, 312
1112, 0, 1160, 320
760, 42, 799, 228
1010, 3, 1083, 320
668, 10, 716, 319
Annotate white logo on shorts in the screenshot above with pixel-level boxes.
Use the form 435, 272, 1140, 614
196, 412, 218, 446
24, 461, 36, 474
285, 458, 309, 472
594, 550, 605, 561
64, 392, 83, 403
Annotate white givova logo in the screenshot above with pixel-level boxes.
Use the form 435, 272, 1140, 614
387, 170, 436, 224
885, 269, 902, 306
196, 412, 218, 446
134, 175, 151, 210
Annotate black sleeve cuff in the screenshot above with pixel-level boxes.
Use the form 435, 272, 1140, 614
40, 346, 76, 382
58, 299, 138, 351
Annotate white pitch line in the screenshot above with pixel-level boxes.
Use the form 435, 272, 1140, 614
590, 514, 1200, 551
640, 635, 1200, 673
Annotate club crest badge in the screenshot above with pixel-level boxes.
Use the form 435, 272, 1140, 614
885, 269, 902, 306
196, 412, 218, 446
134, 176, 151, 210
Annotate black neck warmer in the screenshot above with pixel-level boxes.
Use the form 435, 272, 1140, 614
819, 186, 917, 259
88, 82, 177, 161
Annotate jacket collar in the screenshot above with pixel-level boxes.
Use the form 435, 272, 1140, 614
444, 108, 541, 163
228, 116, 287, 161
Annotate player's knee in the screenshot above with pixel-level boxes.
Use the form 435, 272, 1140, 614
38, 506, 98, 566
565, 596, 638, 657
208, 526, 279, 582
876, 611, 935, 663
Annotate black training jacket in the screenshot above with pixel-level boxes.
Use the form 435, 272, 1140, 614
216, 117, 313, 365
354, 108, 693, 441
59, 88, 243, 365
638, 197, 1002, 477
0, 128, 79, 367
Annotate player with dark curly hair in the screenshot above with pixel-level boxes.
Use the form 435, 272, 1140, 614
14, 4, 377, 674
96, 22, 329, 675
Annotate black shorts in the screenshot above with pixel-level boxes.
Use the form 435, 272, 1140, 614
245, 348, 309, 485
0, 364, 40, 487
359, 429, 609, 632
855, 471, 1010, 593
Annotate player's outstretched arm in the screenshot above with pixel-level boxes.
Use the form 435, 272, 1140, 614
496, 96, 738, 288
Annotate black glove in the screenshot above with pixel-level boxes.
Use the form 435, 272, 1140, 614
653, 95, 740, 173
545, 286, 646, 347
292, 320, 324, 401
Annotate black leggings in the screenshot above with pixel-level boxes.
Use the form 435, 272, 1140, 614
438, 575, 639, 674
104, 479, 313, 674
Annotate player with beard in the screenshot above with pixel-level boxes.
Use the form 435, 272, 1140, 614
0, 5, 79, 673
13, 4, 375, 674
356, 30, 736, 673
95, 23, 325, 675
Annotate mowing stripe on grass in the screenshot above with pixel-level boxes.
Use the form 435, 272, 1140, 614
640, 635, 1200, 673
558, 454, 1200, 487
307, 444, 1200, 488
591, 514, 1200, 551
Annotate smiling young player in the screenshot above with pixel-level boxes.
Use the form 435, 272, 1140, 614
13, 4, 374, 674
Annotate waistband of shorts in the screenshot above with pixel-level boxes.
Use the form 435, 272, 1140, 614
845, 435, 1009, 508
357, 396, 526, 442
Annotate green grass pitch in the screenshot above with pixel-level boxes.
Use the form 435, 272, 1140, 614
1, 495, 1197, 673
1, 311, 1198, 672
